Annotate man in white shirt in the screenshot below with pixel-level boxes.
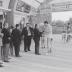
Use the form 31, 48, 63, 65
21, 23, 33, 52
0, 27, 3, 67
42, 21, 53, 54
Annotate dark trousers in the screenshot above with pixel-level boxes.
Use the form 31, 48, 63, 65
24, 36, 31, 51
34, 38, 40, 54
9, 40, 13, 56
13, 43, 20, 57
2, 43, 9, 61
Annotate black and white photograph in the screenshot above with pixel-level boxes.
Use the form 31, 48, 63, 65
0, 0, 72, 72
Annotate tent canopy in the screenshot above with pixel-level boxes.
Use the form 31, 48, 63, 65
50, 0, 72, 4
21, 0, 44, 8
17, 0, 72, 9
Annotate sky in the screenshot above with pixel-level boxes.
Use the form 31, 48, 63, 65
52, 11, 72, 22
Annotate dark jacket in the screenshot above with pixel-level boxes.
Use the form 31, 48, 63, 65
33, 28, 41, 41
21, 27, 34, 38
11, 28, 21, 45
1, 28, 10, 44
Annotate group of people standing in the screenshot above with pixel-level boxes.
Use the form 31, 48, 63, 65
62, 23, 71, 42
0, 20, 53, 67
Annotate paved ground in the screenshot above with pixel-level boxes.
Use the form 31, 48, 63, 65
0, 35, 72, 72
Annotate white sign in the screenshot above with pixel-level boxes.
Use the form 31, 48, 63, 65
51, 2, 72, 12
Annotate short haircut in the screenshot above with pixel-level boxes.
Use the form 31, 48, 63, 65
44, 21, 48, 24
10, 26, 14, 29
26, 23, 29, 25
68, 23, 70, 25
35, 24, 37, 28
16, 24, 19, 28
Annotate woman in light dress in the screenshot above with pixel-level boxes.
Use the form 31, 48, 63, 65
0, 27, 3, 67
39, 21, 53, 55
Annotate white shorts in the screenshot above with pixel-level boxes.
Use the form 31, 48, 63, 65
40, 35, 52, 48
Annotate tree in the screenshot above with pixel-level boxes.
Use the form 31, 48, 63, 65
55, 20, 64, 27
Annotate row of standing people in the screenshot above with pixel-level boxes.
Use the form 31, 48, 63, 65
62, 23, 71, 42
21, 21, 52, 55
0, 22, 41, 66
0, 20, 52, 67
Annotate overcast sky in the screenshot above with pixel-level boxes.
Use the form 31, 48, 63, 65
52, 11, 72, 22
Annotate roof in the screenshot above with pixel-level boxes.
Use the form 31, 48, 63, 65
21, 0, 45, 8
50, 0, 72, 4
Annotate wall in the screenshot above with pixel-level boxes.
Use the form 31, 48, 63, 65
13, 0, 37, 26
8, 0, 29, 26
14, 14, 22, 25
13, 10, 29, 26
3, 0, 10, 9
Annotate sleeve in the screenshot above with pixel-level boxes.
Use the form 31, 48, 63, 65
21, 28, 24, 36
1, 28, 4, 34
11, 30, 14, 38
49, 25, 53, 38
50, 25, 52, 34
30, 27, 34, 37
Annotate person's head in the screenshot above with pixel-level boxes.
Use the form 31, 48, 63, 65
35, 24, 39, 29
4, 23, 8, 29
26, 23, 30, 27
16, 24, 20, 29
44, 21, 48, 26
68, 23, 70, 26
10, 25, 14, 29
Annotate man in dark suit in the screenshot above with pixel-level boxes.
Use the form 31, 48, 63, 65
11, 24, 21, 57
33, 24, 41, 55
21, 23, 33, 52
1, 23, 10, 62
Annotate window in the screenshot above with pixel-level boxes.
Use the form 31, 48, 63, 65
0, 1, 2, 6
16, 0, 31, 13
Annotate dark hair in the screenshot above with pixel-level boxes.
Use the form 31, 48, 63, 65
3, 22, 8, 27
44, 21, 48, 24
68, 23, 70, 25
35, 24, 37, 28
16, 24, 19, 28
26, 23, 29, 25
10, 26, 14, 29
